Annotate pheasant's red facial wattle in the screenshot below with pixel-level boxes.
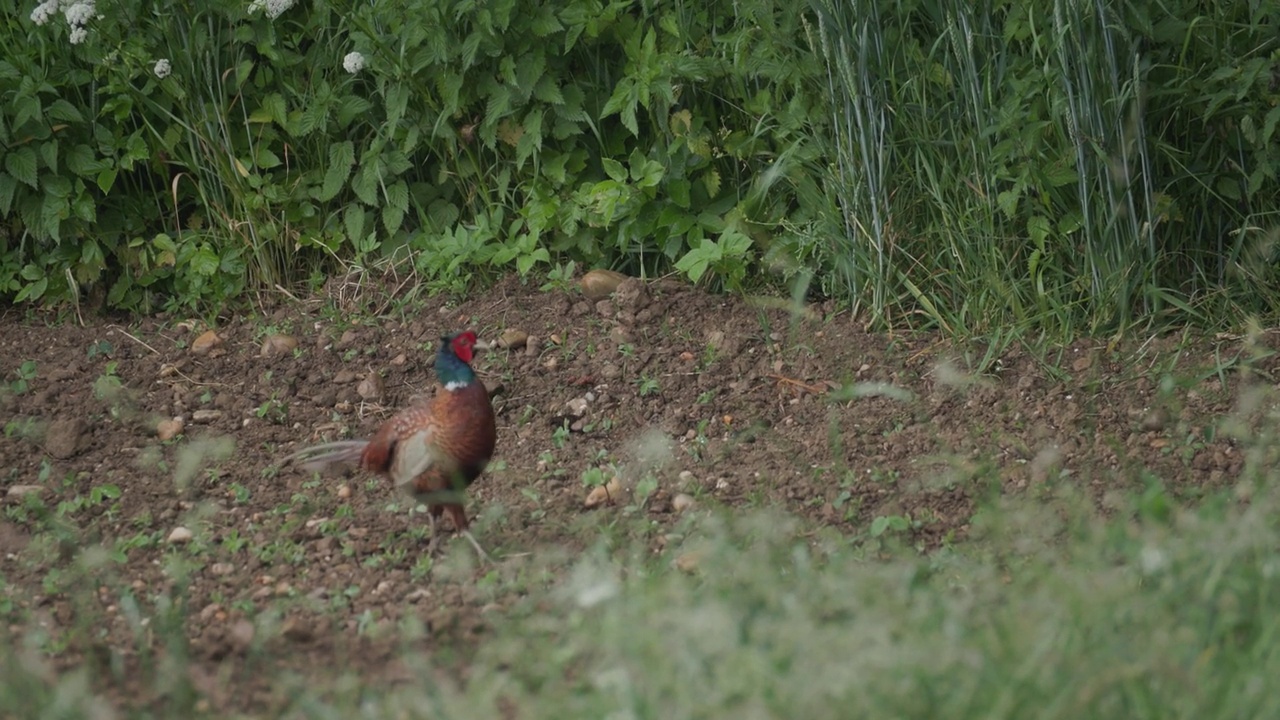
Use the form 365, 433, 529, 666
450, 331, 477, 364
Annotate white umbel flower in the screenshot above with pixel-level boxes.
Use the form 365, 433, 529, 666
68, 25, 87, 44
30, 0, 60, 25
62, 0, 94, 26
342, 51, 366, 74
248, 0, 295, 19
153, 58, 172, 79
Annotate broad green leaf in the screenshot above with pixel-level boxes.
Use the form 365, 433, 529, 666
5, 146, 37, 188
14, 277, 47, 303
39, 140, 58, 172
343, 203, 366, 243
51, 98, 90, 128
96, 167, 118, 194
190, 245, 220, 276
0, 172, 15, 216
602, 158, 627, 183
1027, 215, 1051, 246
318, 141, 354, 202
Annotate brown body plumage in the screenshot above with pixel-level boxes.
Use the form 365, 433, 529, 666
280, 331, 497, 558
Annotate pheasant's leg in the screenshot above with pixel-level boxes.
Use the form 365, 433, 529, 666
445, 505, 493, 563
460, 530, 493, 564
425, 505, 444, 556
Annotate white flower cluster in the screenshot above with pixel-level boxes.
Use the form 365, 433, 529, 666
248, 0, 295, 20
30, 0, 98, 45
153, 58, 171, 79
342, 51, 365, 75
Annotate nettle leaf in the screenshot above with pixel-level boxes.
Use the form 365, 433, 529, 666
436, 72, 464, 112
190, 245, 220, 276
384, 83, 409, 131
40, 192, 68, 242
13, 95, 41, 132
39, 141, 58, 172
66, 144, 104, 176
0, 173, 16, 216
5, 146, 38, 188
533, 75, 565, 105
530, 4, 563, 35
350, 162, 378, 204
250, 93, 288, 125
47, 99, 84, 124
601, 78, 639, 136
702, 168, 721, 198
318, 141, 355, 202
344, 203, 366, 243
996, 189, 1019, 219
336, 96, 374, 128
382, 193, 408, 236
1027, 215, 1051, 246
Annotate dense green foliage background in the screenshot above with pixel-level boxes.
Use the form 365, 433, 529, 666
0, 0, 1277, 333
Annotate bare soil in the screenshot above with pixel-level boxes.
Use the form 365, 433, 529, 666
0, 274, 1265, 713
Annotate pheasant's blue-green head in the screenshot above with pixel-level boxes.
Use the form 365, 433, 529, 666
437, 331, 479, 389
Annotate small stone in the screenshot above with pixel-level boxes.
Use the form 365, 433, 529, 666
600, 363, 621, 380
543, 357, 558, 370
614, 278, 651, 312
7, 485, 46, 498
1141, 408, 1169, 432
498, 329, 529, 350
1071, 354, 1093, 372
484, 379, 505, 397
45, 417, 86, 459
332, 369, 357, 384
595, 300, 616, 318
566, 397, 589, 417
229, 619, 256, 652
191, 330, 223, 355
337, 484, 352, 500
674, 551, 702, 574
581, 268, 628, 300
678, 470, 695, 486
585, 477, 625, 508
168, 527, 194, 544
260, 334, 298, 357
156, 417, 185, 441
672, 493, 696, 513
198, 603, 222, 622
338, 329, 359, 348
390, 353, 408, 366
525, 336, 542, 356
192, 410, 222, 423
281, 616, 314, 643
210, 562, 234, 576
356, 373, 384, 400
679, 351, 695, 362
706, 330, 727, 350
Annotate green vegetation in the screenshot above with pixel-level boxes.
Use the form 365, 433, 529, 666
3, 402, 1280, 717
1, 0, 1275, 334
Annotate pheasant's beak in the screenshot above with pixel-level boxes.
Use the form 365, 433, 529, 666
471, 338, 494, 353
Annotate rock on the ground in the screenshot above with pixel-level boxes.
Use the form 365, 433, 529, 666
580, 268, 628, 300
45, 417, 86, 459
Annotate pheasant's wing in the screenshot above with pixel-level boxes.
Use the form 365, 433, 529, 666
388, 421, 444, 492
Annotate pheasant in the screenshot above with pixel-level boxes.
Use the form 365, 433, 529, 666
280, 331, 498, 560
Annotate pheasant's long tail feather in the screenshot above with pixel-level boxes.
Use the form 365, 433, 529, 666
279, 440, 369, 473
